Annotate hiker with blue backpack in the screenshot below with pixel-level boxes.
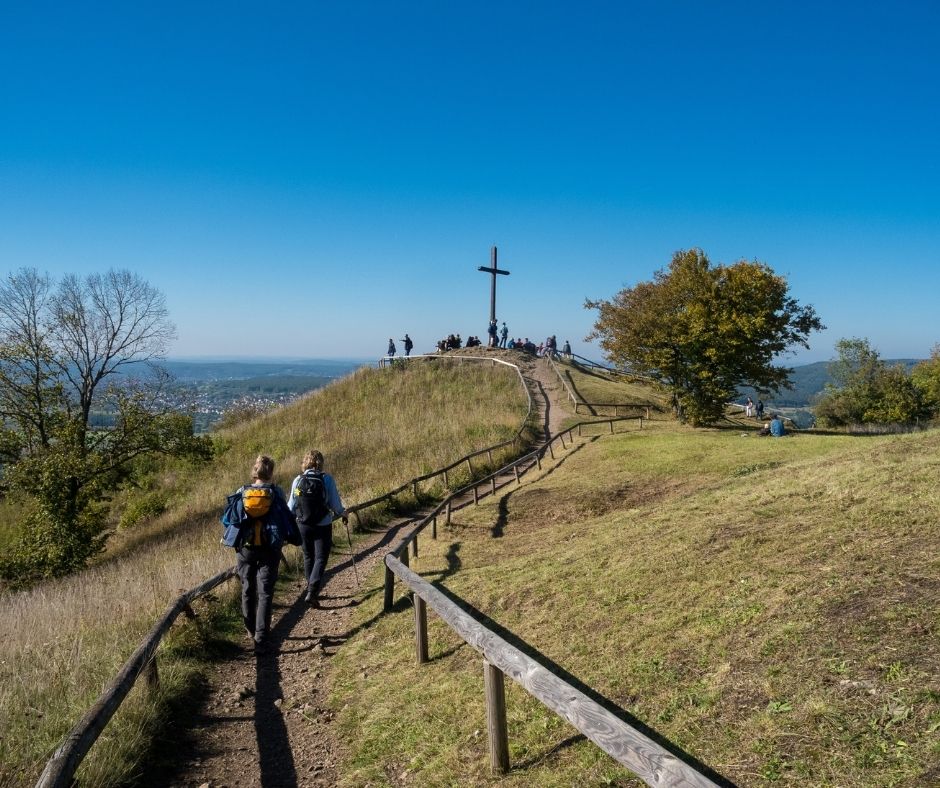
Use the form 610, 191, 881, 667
221, 454, 300, 655
288, 450, 348, 608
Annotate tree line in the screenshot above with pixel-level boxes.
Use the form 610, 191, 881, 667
586, 248, 938, 430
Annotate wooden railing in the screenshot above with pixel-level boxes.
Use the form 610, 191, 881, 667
548, 355, 652, 418
35, 353, 537, 787
36, 569, 236, 788
381, 416, 721, 787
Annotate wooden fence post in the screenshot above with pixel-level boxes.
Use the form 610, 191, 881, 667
491, 477, 497, 495
353, 510, 362, 531
484, 659, 510, 774
472, 486, 479, 504
415, 595, 429, 664
548, 441, 555, 460
609, 420, 614, 434
144, 658, 159, 691
559, 433, 566, 449
578, 423, 582, 437
446, 500, 452, 524
466, 457, 473, 477
536, 453, 542, 470
411, 535, 419, 559
488, 449, 493, 464
514, 465, 520, 485
384, 564, 395, 612
431, 516, 437, 539
443, 469, 449, 488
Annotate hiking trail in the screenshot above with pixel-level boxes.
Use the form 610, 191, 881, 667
152, 353, 572, 787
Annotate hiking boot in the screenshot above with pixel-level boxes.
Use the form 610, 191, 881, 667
304, 584, 320, 607
253, 639, 269, 656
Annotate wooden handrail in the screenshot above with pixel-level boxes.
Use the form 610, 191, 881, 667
36, 353, 537, 786
384, 556, 719, 787
35, 568, 236, 788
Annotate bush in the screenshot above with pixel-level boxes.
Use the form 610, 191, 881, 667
118, 491, 168, 530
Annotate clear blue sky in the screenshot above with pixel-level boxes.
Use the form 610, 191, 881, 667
2, 2, 938, 363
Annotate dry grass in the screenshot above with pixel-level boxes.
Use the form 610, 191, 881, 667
0, 358, 529, 787
331, 426, 940, 786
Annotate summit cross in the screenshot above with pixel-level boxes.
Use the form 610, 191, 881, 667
477, 245, 510, 324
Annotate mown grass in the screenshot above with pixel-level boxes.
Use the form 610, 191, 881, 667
0, 358, 529, 787
331, 423, 940, 786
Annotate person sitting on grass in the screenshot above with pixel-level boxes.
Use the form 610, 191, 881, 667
770, 414, 786, 437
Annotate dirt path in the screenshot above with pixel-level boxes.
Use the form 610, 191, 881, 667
153, 355, 572, 788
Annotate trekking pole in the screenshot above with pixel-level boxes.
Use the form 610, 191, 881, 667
341, 515, 360, 587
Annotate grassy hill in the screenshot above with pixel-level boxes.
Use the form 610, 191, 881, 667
4, 357, 937, 786
0, 359, 529, 786
331, 421, 940, 786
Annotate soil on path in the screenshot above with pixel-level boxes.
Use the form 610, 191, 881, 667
152, 354, 573, 788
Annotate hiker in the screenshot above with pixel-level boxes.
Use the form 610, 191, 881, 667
288, 450, 348, 608
402, 333, 414, 356
500, 321, 508, 348
756, 399, 765, 420
229, 455, 295, 654
770, 414, 786, 437
562, 340, 571, 358
387, 338, 396, 357
745, 396, 753, 418
487, 319, 498, 347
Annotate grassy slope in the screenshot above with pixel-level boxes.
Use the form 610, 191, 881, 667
558, 359, 671, 417
0, 360, 528, 787
331, 423, 940, 786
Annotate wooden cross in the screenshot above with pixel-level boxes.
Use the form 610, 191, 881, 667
477, 246, 510, 324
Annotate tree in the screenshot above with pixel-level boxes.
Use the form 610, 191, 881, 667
911, 344, 940, 416
816, 338, 930, 427
585, 249, 824, 425
0, 268, 211, 581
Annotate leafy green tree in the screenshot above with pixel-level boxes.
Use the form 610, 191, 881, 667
0, 268, 211, 582
815, 338, 930, 427
585, 249, 823, 425
911, 344, 940, 415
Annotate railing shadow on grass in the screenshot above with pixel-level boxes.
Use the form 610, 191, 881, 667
425, 583, 738, 787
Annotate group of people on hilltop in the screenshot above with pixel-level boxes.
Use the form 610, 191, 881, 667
389, 326, 573, 360
222, 451, 348, 655
386, 334, 415, 358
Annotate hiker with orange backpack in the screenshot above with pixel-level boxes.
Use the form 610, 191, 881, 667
222, 454, 299, 654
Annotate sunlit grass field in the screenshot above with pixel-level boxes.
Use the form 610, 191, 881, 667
0, 359, 529, 787
331, 423, 940, 786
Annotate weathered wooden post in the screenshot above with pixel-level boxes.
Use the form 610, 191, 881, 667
483, 659, 510, 774
431, 515, 437, 539
384, 563, 395, 612
548, 441, 555, 460
144, 657, 159, 690
414, 595, 429, 664
443, 468, 449, 488
513, 464, 520, 485
411, 534, 419, 559
446, 500, 452, 524
472, 486, 479, 504
466, 457, 473, 477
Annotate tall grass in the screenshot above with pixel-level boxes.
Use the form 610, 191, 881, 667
0, 358, 529, 786
331, 425, 940, 786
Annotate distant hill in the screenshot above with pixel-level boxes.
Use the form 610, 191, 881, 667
742, 359, 922, 408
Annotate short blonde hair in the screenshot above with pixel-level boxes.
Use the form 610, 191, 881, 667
301, 450, 324, 471
252, 454, 275, 482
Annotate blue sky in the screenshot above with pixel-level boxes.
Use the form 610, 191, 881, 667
2, 2, 938, 363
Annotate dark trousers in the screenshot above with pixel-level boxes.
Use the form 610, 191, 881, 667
299, 522, 333, 593
236, 545, 281, 643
